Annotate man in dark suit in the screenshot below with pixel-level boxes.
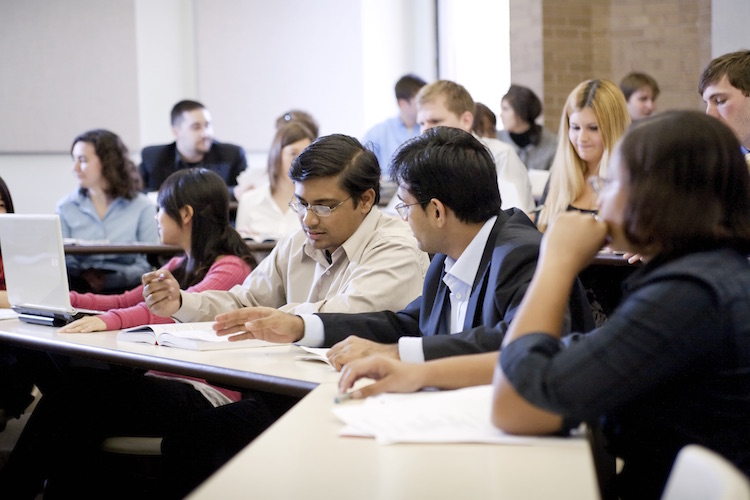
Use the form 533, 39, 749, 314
139, 100, 247, 197
216, 126, 592, 366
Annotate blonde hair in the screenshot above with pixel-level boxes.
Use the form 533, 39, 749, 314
537, 79, 630, 231
416, 80, 475, 117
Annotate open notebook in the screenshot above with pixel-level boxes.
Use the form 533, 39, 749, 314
0, 214, 103, 326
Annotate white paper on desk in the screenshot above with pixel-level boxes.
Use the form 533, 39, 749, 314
296, 346, 332, 366
332, 385, 578, 446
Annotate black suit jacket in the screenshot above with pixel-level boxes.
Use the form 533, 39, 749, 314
318, 208, 593, 360
139, 141, 247, 194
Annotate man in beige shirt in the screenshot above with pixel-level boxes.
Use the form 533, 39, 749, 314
144, 133, 429, 324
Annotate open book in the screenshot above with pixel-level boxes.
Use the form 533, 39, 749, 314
117, 321, 276, 351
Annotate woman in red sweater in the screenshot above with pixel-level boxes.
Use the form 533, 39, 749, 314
0, 168, 262, 499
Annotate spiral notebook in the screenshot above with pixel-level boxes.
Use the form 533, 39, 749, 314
0, 214, 103, 326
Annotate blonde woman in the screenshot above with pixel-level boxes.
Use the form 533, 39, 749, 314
536, 79, 630, 232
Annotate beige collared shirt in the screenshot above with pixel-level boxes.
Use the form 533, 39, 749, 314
173, 207, 429, 322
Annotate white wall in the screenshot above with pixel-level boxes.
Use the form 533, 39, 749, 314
711, 0, 750, 57
0, 0, 436, 214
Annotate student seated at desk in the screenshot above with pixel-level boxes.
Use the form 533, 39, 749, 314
234, 121, 316, 242
59, 168, 256, 333
140, 99, 248, 199
58, 129, 159, 294
0, 176, 35, 432
536, 79, 631, 324
338, 111, 750, 500
146, 133, 428, 323
135, 134, 427, 496
0, 168, 258, 499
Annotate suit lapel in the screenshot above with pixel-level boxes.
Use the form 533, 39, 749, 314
463, 213, 506, 330
423, 255, 452, 336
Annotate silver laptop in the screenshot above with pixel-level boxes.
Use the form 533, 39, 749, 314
0, 214, 103, 326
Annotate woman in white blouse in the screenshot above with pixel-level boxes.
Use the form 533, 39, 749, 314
235, 122, 316, 241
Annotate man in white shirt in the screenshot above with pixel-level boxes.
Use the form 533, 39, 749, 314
414, 80, 536, 213
699, 50, 750, 163
144, 134, 429, 323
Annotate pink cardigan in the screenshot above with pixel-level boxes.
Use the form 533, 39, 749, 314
71, 255, 252, 331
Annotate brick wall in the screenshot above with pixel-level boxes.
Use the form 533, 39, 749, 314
509, 0, 711, 132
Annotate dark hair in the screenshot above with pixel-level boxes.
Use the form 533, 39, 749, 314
395, 74, 427, 101
389, 127, 501, 223
71, 129, 140, 200
171, 100, 206, 126
275, 109, 320, 138
502, 84, 544, 145
619, 72, 660, 100
267, 122, 316, 194
698, 50, 750, 97
472, 103, 497, 138
289, 134, 381, 206
0, 176, 15, 214
619, 110, 750, 256
157, 168, 256, 288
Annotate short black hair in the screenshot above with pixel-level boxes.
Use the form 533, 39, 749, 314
289, 134, 381, 205
389, 127, 501, 223
171, 100, 206, 126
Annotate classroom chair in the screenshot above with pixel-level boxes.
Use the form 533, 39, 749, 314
661, 444, 750, 500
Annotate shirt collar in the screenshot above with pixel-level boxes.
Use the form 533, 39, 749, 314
443, 215, 497, 289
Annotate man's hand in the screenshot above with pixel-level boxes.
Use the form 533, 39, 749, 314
142, 269, 181, 317
214, 307, 304, 344
58, 316, 108, 333
327, 336, 399, 371
337, 355, 426, 399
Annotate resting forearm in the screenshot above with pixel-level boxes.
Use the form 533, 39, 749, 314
419, 352, 499, 390
502, 260, 578, 347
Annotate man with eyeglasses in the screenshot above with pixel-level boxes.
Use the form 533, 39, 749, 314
221, 127, 592, 365
144, 133, 429, 325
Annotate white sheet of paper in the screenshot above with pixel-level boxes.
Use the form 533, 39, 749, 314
333, 385, 580, 446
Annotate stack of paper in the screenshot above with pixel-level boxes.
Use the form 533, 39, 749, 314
332, 385, 579, 446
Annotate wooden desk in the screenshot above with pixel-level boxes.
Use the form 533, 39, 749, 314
189, 383, 600, 500
0, 319, 336, 397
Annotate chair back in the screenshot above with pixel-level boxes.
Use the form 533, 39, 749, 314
661, 444, 750, 500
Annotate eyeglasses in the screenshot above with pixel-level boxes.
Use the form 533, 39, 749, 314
288, 196, 352, 217
588, 176, 614, 194
394, 201, 424, 220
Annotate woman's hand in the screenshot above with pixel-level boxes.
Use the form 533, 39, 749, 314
540, 212, 609, 275
58, 316, 108, 333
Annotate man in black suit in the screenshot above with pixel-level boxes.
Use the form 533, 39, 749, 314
216, 126, 592, 365
139, 100, 247, 197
